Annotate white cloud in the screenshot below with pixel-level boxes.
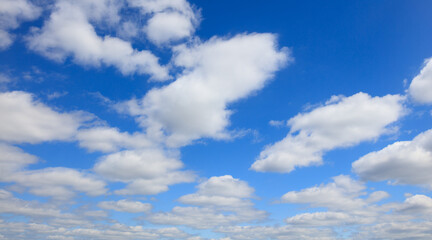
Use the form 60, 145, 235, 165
148, 206, 245, 229
0, 0, 41, 49
408, 58, 432, 104
192, 175, 254, 198
77, 127, 154, 153
0, 189, 62, 218
395, 194, 432, 215
352, 129, 432, 188
0, 91, 87, 144
281, 175, 367, 211
178, 175, 255, 209
251, 92, 406, 173
354, 221, 432, 240
27, 0, 169, 80
98, 199, 152, 213
128, 0, 194, 14
277, 176, 432, 238
128, 0, 199, 45
148, 175, 266, 229
285, 211, 364, 226
116, 33, 289, 147
215, 225, 335, 240
0, 146, 106, 200
0, 221, 193, 240
0, 144, 37, 174
94, 149, 195, 195
145, 12, 196, 45
6, 168, 107, 200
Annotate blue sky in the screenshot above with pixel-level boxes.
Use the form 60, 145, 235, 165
1, 0, 432, 239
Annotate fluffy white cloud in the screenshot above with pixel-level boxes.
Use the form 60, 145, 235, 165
27, 0, 169, 80
251, 92, 406, 173
395, 195, 432, 215
277, 176, 432, 238
148, 176, 266, 229
116, 33, 289, 147
192, 175, 254, 198
0, 189, 62, 218
0, 144, 37, 174
98, 199, 152, 213
148, 206, 246, 229
178, 175, 255, 209
352, 129, 432, 188
0, 91, 87, 144
408, 58, 432, 104
285, 211, 365, 226
128, 0, 199, 45
0, 0, 41, 49
94, 149, 195, 195
354, 221, 432, 240
77, 127, 154, 153
0, 144, 106, 200
281, 175, 367, 211
145, 12, 196, 45
6, 168, 107, 200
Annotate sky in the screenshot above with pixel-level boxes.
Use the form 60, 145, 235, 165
1, 0, 432, 239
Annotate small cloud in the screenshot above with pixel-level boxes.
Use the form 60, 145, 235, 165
46, 91, 68, 100
0, 73, 12, 84
269, 120, 285, 127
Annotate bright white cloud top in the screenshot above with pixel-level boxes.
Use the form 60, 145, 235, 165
1, 0, 432, 239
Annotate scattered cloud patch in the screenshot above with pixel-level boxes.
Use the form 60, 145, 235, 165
116, 33, 289, 147
251, 92, 406, 173
27, 0, 169, 80
353, 129, 432, 188
0, 91, 88, 144
408, 58, 432, 104
94, 149, 195, 195
0, 0, 41, 49
98, 199, 152, 213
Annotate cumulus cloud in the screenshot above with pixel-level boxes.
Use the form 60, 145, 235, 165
277, 176, 432, 238
128, 0, 199, 45
98, 199, 152, 213
77, 127, 154, 153
0, 143, 37, 174
0, 91, 87, 144
408, 58, 432, 104
178, 175, 255, 209
94, 149, 195, 195
0, 189, 62, 218
116, 33, 289, 147
6, 167, 107, 200
251, 92, 406, 173
0, 144, 106, 200
148, 175, 266, 229
395, 194, 432, 215
0, 0, 41, 49
27, 0, 169, 80
281, 175, 367, 211
145, 12, 196, 45
352, 129, 432, 188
